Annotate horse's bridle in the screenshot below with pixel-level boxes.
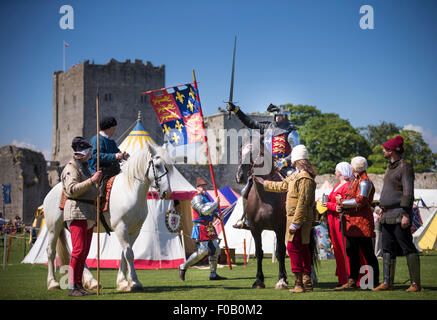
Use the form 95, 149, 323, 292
144, 157, 169, 195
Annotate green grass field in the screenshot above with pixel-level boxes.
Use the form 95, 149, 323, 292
1, 234, 436, 300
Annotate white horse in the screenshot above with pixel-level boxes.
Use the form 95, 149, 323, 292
43, 144, 171, 292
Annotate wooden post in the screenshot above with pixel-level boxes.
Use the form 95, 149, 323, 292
244, 238, 247, 267
96, 89, 101, 296
192, 70, 232, 270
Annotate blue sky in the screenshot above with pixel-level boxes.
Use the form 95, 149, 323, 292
1, 0, 436, 159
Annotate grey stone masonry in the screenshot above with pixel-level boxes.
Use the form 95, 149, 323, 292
0, 146, 50, 223
52, 59, 165, 166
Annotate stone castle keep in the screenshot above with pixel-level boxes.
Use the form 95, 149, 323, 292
52, 59, 165, 165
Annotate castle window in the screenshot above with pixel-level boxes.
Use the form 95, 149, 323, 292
104, 93, 112, 101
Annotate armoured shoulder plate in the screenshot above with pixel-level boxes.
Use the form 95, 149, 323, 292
191, 194, 218, 217
359, 180, 373, 198
288, 130, 300, 150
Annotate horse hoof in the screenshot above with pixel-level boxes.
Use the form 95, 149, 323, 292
117, 280, 130, 292
48, 282, 60, 290
252, 282, 265, 289
129, 284, 144, 292
275, 279, 289, 290
85, 280, 100, 291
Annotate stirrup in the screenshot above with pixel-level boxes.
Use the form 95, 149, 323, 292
232, 219, 250, 230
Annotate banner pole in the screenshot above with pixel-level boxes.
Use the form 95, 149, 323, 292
192, 69, 232, 270
96, 88, 101, 296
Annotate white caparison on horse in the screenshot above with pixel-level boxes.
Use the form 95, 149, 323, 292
43, 144, 172, 292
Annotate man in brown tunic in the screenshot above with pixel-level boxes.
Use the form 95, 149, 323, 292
255, 145, 316, 293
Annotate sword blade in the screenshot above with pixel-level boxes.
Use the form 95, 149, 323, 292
229, 36, 237, 103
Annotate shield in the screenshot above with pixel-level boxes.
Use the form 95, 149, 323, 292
165, 209, 182, 233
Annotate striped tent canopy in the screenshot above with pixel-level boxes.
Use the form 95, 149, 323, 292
118, 119, 153, 156
206, 186, 240, 209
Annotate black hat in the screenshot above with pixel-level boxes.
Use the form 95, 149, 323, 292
71, 136, 92, 152
100, 116, 117, 131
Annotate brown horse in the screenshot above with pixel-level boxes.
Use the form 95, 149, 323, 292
236, 138, 318, 289
236, 140, 289, 289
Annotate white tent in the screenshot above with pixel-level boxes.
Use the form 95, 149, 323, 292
413, 189, 437, 251
23, 118, 196, 269
218, 197, 277, 256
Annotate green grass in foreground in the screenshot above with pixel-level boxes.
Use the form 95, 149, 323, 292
0, 235, 436, 300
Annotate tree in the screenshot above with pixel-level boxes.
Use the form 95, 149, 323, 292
283, 104, 322, 127
359, 121, 401, 149
367, 129, 437, 173
299, 114, 371, 174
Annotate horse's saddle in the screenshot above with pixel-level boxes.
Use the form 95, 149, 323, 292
59, 175, 116, 212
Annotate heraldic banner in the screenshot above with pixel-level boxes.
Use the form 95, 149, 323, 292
145, 84, 205, 147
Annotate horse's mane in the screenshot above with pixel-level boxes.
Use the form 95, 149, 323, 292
120, 144, 170, 188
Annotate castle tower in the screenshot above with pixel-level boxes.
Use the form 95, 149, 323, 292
52, 58, 165, 165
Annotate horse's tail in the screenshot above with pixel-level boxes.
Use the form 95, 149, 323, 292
56, 228, 70, 267
309, 227, 319, 271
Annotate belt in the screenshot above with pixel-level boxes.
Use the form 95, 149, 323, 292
193, 221, 213, 226
67, 198, 96, 206
380, 205, 401, 211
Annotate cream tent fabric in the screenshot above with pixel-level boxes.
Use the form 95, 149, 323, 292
413, 189, 437, 251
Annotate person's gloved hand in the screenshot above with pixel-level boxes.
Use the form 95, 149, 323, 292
226, 102, 239, 114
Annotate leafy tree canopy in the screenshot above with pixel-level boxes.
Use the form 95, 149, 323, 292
359, 121, 401, 149
283, 104, 322, 127
299, 114, 371, 174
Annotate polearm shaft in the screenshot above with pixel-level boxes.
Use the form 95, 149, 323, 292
227, 36, 237, 120
96, 88, 101, 296
192, 69, 232, 270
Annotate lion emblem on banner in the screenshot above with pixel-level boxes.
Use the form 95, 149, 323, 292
165, 209, 182, 233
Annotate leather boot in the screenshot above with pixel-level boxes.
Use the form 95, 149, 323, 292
179, 264, 187, 281
289, 273, 304, 293
334, 278, 356, 291
68, 284, 85, 297
76, 283, 96, 295
406, 253, 421, 292
373, 252, 395, 291
302, 273, 313, 292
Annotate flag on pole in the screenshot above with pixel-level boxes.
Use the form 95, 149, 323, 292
146, 84, 204, 146
64, 41, 69, 48
279, 104, 291, 115
2, 184, 11, 204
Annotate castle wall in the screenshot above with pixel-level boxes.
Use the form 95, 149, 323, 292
0, 146, 50, 223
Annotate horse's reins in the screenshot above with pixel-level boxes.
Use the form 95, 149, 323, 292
248, 152, 286, 182
145, 157, 169, 195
